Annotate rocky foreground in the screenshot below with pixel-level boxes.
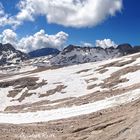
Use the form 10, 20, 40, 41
0, 52, 140, 140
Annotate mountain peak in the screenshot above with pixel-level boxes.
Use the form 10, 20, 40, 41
28, 47, 60, 58
117, 43, 132, 49
0, 43, 29, 65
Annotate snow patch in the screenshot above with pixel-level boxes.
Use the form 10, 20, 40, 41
0, 88, 140, 124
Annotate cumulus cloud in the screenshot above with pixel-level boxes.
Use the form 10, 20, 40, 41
15, 0, 122, 28
82, 42, 93, 47
0, 0, 123, 28
95, 39, 117, 49
0, 29, 69, 53
81, 39, 117, 48
18, 30, 69, 52
1, 29, 17, 46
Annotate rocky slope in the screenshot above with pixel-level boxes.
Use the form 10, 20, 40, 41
49, 45, 121, 66
117, 43, 140, 54
47, 44, 140, 66
0, 43, 29, 65
0, 52, 140, 140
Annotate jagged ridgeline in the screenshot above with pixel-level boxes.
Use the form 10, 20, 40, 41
0, 43, 140, 66
0, 43, 29, 65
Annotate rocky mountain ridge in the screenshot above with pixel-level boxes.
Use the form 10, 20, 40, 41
48, 44, 140, 66
0, 43, 29, 65
0, 43, 140, 66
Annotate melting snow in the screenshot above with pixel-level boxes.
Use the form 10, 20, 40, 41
0, 88, 140, 124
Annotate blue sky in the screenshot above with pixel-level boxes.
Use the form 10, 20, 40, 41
0, 0, 139, 52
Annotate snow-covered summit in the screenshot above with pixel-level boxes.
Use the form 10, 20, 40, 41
0, 43, 29, 65
48, 45, 121, 66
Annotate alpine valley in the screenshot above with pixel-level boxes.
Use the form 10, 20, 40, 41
0, 42, 140, 140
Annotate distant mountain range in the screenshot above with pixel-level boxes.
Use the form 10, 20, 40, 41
49, 44, 140, 66
28, 47, 60, 58
0, 43, 140, 66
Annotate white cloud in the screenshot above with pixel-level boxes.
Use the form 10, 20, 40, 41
81, 39, 117, 48
15, 0, 122, 28
0, 29, 69, 53
0, 0, 123, 28
82, 42, 93, 47
95, 39, 117, 49
18, 30, 69, 52
1, 29, 17, 46
0, 2, 20, 28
